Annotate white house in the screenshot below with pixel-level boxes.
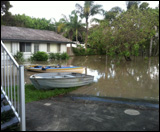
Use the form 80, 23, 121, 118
1, 26, 74, 59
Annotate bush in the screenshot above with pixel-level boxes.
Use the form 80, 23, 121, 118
55, 53, 61, 60
72, 47, 86, 56
49, 52, 69, 60
31, 51, 49, 61
14, 52, 25, 62
49, 53, 56, 59
72, 47, 97, 56
61, 52, 69, 60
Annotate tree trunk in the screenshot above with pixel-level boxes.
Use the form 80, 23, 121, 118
149, 37, 153, 57
76, 29, 78, 42
155, 42, 159, 56
85, 18, 88, 49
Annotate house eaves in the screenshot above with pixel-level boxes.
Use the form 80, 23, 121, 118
2, 38, 75, 44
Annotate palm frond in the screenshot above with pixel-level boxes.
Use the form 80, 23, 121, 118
90, 4, 104, 16
90, 18, 102, 23
75, 3, 83, 13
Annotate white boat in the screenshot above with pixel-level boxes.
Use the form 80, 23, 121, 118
29, 72, 94, 90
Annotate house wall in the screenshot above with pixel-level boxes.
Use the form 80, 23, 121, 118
50, 43, 59, 53
4, 42, 12, 53
49, 43, 67, 53
12, 42, 19, 55
31, 43, 34, 54
3, 41, 67, 60
23, 52, 32, 60
39, 43, 47, 52
60, 44, 67, 53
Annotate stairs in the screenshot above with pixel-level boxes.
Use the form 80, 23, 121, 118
1, 94, 19, 131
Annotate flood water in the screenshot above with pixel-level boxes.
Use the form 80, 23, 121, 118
23, 56, 159, 102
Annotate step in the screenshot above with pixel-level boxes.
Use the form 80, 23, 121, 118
1, 94, 5, 101
1, 116, 19, 130
1, 105, 12, 113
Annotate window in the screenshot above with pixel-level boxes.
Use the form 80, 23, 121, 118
34, 44, 39, 53
47, 43, 50, 52
57, 44, 60, 52
20, 42, 31, 52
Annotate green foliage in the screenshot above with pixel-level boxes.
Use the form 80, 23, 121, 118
2, 14, 56, 31
88, 4, 159, 59
31, 51, 49, 61
76, 1, 104, 46
13, 52, 24, 62
72, 47, 86, 56
60, 10, 86, 41
49, 53, 56, 59
49, 52, 69, 60
72, 46, 97, 56
6, 84, 78, 103
25, 84, 78, 103
1, 1, 12, 15
61, 52, 69, 60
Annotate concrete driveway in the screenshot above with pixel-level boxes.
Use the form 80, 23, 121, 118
26, 95, 159, 131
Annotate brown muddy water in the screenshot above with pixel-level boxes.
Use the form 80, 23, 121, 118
22, 56, 159, 102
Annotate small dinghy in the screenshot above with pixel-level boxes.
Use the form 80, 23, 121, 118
30, 72, 94, 90
26, 65, 84, 73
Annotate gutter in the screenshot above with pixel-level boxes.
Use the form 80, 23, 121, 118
1, 38, 76, 44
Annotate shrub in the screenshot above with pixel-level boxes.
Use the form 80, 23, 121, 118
72, 47, 86, 56
49, 52, 69, 60
31, 51, 48, 61
49, 53, 56, 59
72, 47, 97, 56
55, 53, 61, 60
14, 52, 25, 62
61, 52, 69, 60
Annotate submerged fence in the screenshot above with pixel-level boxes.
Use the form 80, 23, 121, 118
1, 41, 26, 131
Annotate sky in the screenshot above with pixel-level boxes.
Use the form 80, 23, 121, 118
9, 1, 159, 26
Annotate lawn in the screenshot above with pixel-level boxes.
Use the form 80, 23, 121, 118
25, 84, 78, 103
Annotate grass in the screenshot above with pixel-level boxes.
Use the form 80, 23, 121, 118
2, 84, 78, 103
25, 84, 78, 103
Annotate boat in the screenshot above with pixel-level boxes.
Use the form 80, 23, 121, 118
29, 72, 94, 90
26, 65, 84, 73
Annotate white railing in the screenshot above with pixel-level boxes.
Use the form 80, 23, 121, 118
1, 41, 26, 131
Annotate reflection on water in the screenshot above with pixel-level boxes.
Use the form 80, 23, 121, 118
23, 56, 159, 101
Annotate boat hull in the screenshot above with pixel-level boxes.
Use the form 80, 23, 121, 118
30, 72, 94, 90
26, 66, 84, 73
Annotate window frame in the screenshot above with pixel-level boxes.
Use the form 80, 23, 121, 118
34, 43, 39, 53
20, 42, 31, 52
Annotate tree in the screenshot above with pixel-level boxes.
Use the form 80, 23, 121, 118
1, 1, 12, 25
139, 2, 149, 10
59, 10, 85, 41
75, 1, 104, 48
126, 1, 141, 10
1, 1, 12, 16
104, 6, 123, 23
2, 13, 56, 31
88, 5, 159, 60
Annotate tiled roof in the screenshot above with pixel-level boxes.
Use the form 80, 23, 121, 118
1, 26, 73, 43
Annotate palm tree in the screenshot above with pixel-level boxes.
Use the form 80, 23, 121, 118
75, 1, 104, 48
61, 10, 85, 42
90, 6, 123, 27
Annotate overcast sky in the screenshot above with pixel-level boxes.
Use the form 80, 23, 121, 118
9, 1, 159, 26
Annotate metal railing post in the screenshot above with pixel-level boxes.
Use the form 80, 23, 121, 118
19, 65, 26, 131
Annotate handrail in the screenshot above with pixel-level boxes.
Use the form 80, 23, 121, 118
1, 40, 26, 131
1, 41, 19, 68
